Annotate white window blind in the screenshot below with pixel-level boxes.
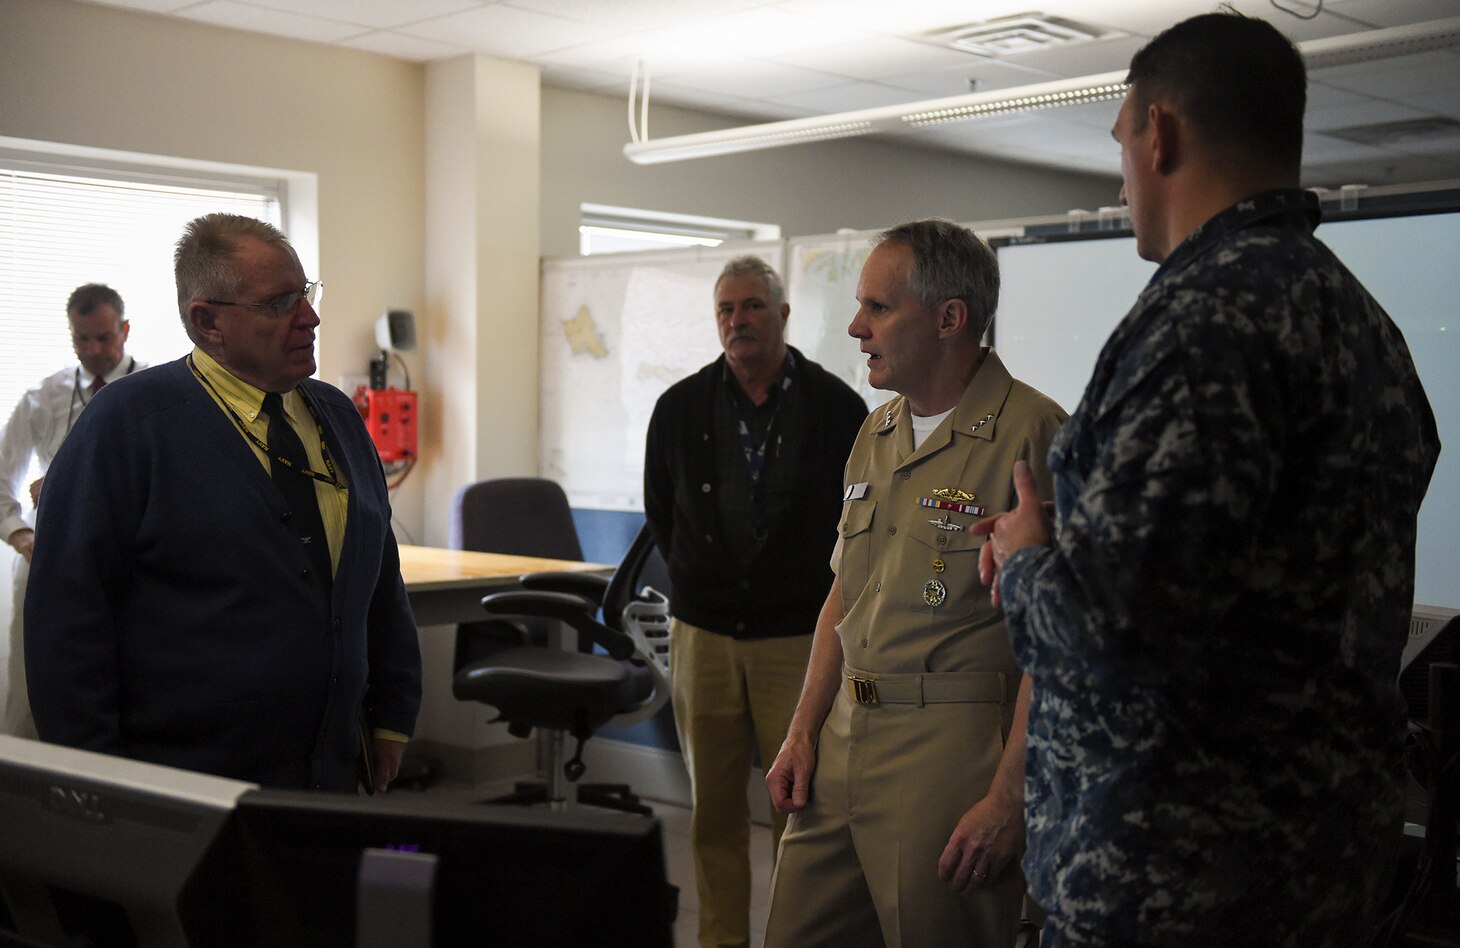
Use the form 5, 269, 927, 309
0, 164, 282, 416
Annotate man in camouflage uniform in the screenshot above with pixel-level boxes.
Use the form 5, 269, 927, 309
977, 12, 1440, 947
764, 219, 1067, 947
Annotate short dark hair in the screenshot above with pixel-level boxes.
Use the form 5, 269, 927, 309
715, 255, 785, 309
175, 213, 295, 344
66, 283, 124, 321
875, 219, 999, 338
1127, 12, 1306, 173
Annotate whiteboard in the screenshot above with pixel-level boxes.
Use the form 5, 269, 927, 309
784, 234, 877, 407
994, 234, 1155, 414
992, 211, 1460, 610
539, 244, 785, 511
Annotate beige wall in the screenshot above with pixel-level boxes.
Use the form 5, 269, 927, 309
1, 0, 432, 532
540, 85, 1121, 258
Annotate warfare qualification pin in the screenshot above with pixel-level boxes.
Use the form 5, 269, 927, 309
927, 514, 964, 532
933, 487, 976, 503
923, 579, 947, 607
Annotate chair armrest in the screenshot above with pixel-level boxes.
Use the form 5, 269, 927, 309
518, 570, 611, 605
480, 590, 635, 660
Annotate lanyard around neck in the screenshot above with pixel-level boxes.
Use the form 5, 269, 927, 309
187, 354, 342, 489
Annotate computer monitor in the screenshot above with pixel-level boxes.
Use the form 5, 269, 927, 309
0, 734, 252, 947
0, 734, 676, 947
228, 788, 676, 947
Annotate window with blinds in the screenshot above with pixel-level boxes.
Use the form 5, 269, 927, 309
0, 162, 283, 417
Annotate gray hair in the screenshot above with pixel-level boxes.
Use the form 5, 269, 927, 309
714, 255, 786, 309
875, 219, 999, 338
174, 213, 295, 344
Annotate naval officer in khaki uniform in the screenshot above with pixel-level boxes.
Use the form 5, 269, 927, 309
763, 219, 1066, 947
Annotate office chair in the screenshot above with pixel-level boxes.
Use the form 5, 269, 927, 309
449, 478, 584, 561
448, 476, 585, 667
453, 523, 671, 814
422, 478, 588, 792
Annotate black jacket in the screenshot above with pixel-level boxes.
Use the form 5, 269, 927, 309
643, 347, 866, 638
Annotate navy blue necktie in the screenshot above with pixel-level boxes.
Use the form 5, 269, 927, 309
263, 392, 332, 596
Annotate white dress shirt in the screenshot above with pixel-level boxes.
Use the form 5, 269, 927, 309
0, 358, 143, 539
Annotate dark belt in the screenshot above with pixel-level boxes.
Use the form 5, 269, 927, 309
844, 667, 1014, 707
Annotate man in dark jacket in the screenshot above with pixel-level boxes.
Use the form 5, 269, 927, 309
644, 254, 865, 948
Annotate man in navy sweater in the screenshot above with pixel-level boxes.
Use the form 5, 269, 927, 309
27, 214, 420, 793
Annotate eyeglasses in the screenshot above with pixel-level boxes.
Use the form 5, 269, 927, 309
202, 280, 323, 318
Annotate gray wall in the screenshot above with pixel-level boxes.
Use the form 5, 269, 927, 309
539, 85, 1121, 258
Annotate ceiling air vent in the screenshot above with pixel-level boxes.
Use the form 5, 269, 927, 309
1323, 117, 1460, 146
927, 14, 1110, 57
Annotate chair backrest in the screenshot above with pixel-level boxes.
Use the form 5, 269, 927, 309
602, 524, 673, 703
450, 478, 583, 561
601, 523, 670, 632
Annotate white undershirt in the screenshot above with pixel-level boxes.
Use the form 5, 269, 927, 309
910, 407, 953, 449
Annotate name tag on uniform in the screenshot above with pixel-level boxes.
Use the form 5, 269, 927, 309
844, 482, 869, 501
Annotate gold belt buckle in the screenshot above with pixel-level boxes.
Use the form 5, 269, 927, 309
847, 675, 878, 705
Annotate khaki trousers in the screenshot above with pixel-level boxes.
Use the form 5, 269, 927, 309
669, 618, 812, 948
764, 684, 1025, 948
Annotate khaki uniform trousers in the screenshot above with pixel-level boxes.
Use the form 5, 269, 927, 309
670, 618, 812, 948
764, 677, 1024, 948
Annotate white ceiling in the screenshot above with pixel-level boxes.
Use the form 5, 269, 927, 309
79, 0, 1460, 186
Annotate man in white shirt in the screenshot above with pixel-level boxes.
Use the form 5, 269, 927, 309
1, 283, 142, 736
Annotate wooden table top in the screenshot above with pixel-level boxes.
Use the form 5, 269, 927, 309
397, 544, 611, 591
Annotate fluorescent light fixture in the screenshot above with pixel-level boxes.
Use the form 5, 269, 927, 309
624, 72, 1125, 165
623, 16, 1460, 166
902, 80, 1128, 127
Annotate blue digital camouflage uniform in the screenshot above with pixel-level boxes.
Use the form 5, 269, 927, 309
998, 189, 1440, 947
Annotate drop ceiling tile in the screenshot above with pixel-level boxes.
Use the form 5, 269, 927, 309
640, 7, 874, 59
338, 29, 473, 60
1312, 49, 1460, 84
397, 4, 606, 57
1321, 62, 1458, 100
174, 1, 364, 42
80, 0, 199, 12
787, 36, 984, 82
660, 61, 849, 100
1038, 0, 1229, 38
1307, 80, 1375, 109
1304, 130, 1389, 160
503, 0, 763, 31
879, 58, 1060, 98
1309, 99, 1431, 131
529, 33, 745, 76
1319, 0, 1460, 28
778, 0, 1035, 36
1412, 89, 1460, 118
766, 81, 938, 114
752, 101, 822, 120
245, 0, 481, 30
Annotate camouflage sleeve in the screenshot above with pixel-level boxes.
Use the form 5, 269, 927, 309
999, 304, 1278, 684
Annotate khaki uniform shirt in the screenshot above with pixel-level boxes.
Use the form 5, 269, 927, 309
835, 349, 1066, 675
